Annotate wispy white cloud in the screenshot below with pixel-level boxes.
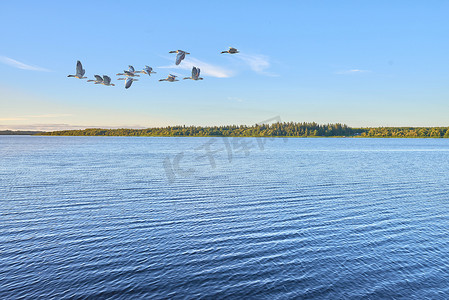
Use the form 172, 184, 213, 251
28, 114, 73, 118
0, 56, 51, 72
0, 117, 27, 121
0, 114, 72, 121
158, 57, 234, 78
235, 53, 278, 77
335, 69, 371, 75
158, 52, 278, 77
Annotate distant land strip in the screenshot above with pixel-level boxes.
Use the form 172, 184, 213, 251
0, 130, 43, 135
33, 123, 449, 138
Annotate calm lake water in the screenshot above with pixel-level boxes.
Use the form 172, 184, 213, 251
1, 136, 449, 299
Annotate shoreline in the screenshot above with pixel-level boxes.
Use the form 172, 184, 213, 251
3, 123, 449, 138
2, 134, 449, 139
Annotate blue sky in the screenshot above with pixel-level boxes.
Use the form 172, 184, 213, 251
1, 0, 448, 130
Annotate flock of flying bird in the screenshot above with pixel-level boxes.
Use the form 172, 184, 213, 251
67, 47, 240, 89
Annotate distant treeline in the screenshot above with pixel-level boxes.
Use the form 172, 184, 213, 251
40, 123, 353, 137
0, 130, 43, 135
358, 127, 449, 138
38, 122, 449, 138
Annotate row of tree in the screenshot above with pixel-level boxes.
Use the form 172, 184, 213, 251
358, 127, 449, 138
38, 123, 449, 138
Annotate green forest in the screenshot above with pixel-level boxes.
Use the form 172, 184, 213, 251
38, 122, 449, 138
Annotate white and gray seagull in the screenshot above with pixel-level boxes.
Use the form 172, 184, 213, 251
87, 75, 104, 84
67, 60, 87, 79
159, 74, 179, 82
183, 67, 203, 80
169, 50, 190, 65
117, 77, 138, 89
221, 47, 239, 54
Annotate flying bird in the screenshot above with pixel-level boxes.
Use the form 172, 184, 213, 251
138, 66, 157, 76
159, 74, 179, 82
101, 75, 115, 86
221, 47, 239, 54
169, 50, 190, 65
128, 65, 136, 73
87, 75, 104, 84
117, 77, 138, 89
67, 60, 87, 79
116, 65, 140, 77
183, 67, 203, 80
116, 70, 140, 77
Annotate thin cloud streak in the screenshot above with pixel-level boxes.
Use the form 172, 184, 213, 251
158, 57, 234, 78
235, 53, 278, 77
0, 117, 27, 121
335, 69, 371, 75
0, 56, 51, 72
28, 114, 73, 118
0, 114, 73, 121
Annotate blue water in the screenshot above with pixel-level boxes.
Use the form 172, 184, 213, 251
1, 136, 449, 299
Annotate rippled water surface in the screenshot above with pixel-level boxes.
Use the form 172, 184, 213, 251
1, 136, 449, 299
